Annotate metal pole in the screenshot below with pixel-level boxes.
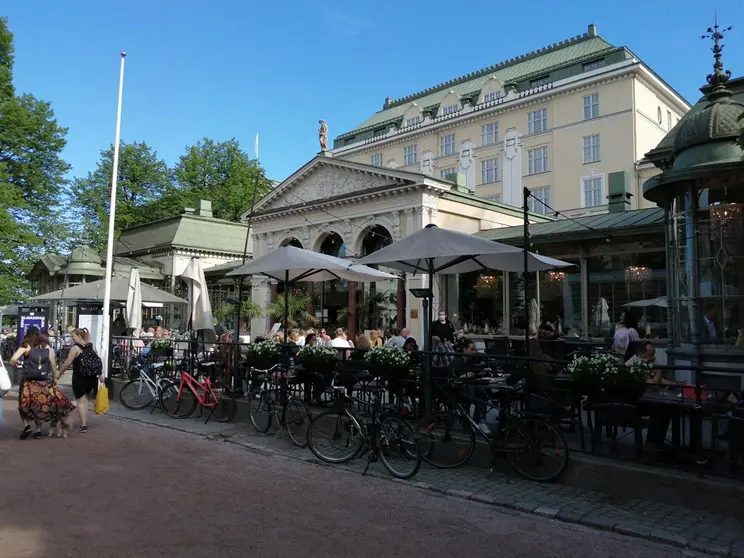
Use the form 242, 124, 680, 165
523, 187, 530, 353
99, 51, 127, 378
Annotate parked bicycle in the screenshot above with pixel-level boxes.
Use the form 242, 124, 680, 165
119, 361, 172, 411
306, 382, 422, 480
417, 379, 568, 482
248, 364, 312, 448
159, 365, 236, 423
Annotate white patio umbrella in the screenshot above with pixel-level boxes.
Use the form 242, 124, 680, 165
593, 297, 611, 336
358, 224, 573, 349
180, 257, 216, 344
227, 245, 400, 333
33, 277, 187, 305
125, 268, 143, 335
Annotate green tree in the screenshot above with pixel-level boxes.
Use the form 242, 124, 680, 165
71, 141, 176, 249
173, 138, 271, 222
266, 292, 314, 330
0, 17, 71, 303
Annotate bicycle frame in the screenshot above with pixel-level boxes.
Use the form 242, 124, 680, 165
176, 371, 219, 408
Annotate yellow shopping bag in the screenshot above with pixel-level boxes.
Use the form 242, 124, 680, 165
94, 382, 109, 415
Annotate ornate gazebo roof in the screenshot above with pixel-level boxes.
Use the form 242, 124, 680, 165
644, 23, 744, 205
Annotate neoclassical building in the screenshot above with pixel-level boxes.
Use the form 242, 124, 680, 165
243, 154, 552, 340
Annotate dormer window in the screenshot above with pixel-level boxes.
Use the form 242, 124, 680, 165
529, 75, 550, 88
583, 59, 606, 72
405, 116, 421, 127
441, 105, 458, 116
483, 91, 501, 103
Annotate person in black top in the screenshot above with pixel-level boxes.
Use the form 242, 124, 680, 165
431, 311, 456, 343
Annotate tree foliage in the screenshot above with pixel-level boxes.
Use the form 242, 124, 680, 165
173, 138, 271, 221
71, 141, 176, 249
0, 17, 71, 304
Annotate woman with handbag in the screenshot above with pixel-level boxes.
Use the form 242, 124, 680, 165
58, 328, 103, 434
9, 327, 74, 439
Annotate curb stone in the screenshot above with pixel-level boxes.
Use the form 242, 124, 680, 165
101, 410, 736, 556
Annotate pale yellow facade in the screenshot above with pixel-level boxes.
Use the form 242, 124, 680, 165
332, 35, 690, 218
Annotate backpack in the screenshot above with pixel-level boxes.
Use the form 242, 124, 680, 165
77, 343, 103, 377
23, 347, 52, 381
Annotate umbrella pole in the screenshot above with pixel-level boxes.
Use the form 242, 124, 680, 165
523, 186, 530, 353
284, 271, 289, 338
423, 262, 434, 417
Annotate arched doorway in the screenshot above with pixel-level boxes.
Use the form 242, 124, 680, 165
280, 238, 303, 248
318, 233, 347, 329
359, 226, 399, 331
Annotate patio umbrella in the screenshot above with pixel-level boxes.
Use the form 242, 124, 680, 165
33, 277, 187, 305
125, 268, 143, 335
180, 257, 216, 344
227, 245, 400, 334
358, 224, 573, 349
529, 298, 540, 335
623, 296, 668, 308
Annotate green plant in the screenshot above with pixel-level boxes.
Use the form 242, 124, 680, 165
214, 299, 264, 328
297, 344, 337, 366
364, 346, 411, 368
266, 291, 314, 329
149, 338, 172, 350
246, 338, 281, 360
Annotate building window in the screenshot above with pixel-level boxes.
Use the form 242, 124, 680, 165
405, 116, 421, 127
483, 91, 500, 103
527, 187, 550, 214
481, 158, 499, 184
441, 104, 458, 116
582, 176, 604, 207
440, 133, 456, 156
370, 154, 383, 167
530, 75, 550, 87
481, 122, 498, 146
582, 134, 601, 163
374, 128, 386, 138
657, 107, 662, 124
527, 146, 549, 175
403, 144, 417, 166
667, 110, 672, 131
583, 93, 599, 120
527, 109, 548, 134
486, 194, 502, 203
583, 59, 606, 72
440, 168, 456, 180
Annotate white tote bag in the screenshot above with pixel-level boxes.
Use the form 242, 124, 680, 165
0, 354, 11, 393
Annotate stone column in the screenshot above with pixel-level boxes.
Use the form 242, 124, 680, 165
348, 282, 358, 339
396, 275, 406, 330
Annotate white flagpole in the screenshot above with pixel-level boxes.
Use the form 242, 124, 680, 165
99, 51, 127, 377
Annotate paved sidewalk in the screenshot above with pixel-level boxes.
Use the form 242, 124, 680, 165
98, 403, 744, 557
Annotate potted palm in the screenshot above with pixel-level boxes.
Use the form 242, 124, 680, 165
266, 292, 314, 329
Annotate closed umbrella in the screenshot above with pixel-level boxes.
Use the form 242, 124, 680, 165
529, 298, 540, 335
125, 268, 143, 335
180, 257, 216, 345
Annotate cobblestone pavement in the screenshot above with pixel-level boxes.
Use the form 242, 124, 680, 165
3, 391, 743, 557
0, 397, 704, 558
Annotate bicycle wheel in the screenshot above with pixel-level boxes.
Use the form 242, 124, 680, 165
307, 410, 364, 464
159, 381, 197, 419
377, 416, 422, 479
284, 398, 312, 448
119, 378, 155, 410
505, 416, 569, 482
249, 389, 273, 434
210, 392, 237, 423
418, 412, 475, 469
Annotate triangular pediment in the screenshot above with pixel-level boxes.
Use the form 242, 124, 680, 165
252, 156, 426, 214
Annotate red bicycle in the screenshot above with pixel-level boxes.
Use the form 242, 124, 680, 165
159, 368, 236, 423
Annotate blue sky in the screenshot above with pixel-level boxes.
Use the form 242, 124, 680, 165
4, 0, 743, 183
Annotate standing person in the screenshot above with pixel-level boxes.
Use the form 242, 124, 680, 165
58, 328, 104, 434
431, 311, 456, 343
612, 311, 640, 358
10, 328, 74, 439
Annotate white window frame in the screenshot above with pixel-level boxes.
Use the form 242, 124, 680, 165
582, 134, 601, 164
583, 59, 606, 72
527, 146, 549, 175
483, 91, 500, 103
439, 168, 456, 180
440, 133, 456, 156
370, 153, 383, 167
403, 144, 417, 166
527, 109, 548, 133
527, 187, 550, 215
405, 116, 421, 127
657, 107, 662, 124
583, 93, 599, 120
441, 104, 458, 116
581, 174, 605, 208
480, 158, 499, 184
481, 122, 498, 146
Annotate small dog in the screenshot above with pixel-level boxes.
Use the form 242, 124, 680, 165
48, 415, 72, 438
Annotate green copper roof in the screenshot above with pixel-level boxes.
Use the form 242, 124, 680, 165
475, 208, 664, 244
342, 30, 614, 136
118, 213, 251, 257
